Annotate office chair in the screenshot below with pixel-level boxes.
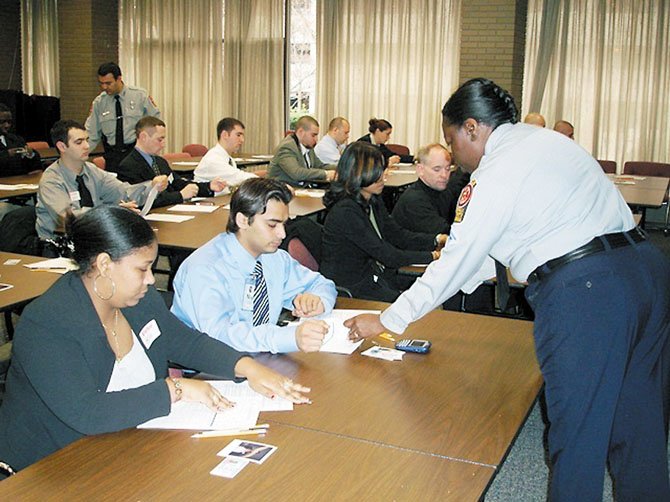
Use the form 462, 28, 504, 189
596, 159, 616, 174
182, 144, 208, 157
623, 161, 670, 235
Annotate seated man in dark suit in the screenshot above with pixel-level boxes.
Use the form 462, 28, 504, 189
0, 104, 42, 177
116, 116, 225, 207
392, 143, 470, 235
268, 115, 336, 187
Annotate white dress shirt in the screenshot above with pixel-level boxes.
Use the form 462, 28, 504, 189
314, 134, 344, 164
381, 122, 634, 334
193, 143, 257, 185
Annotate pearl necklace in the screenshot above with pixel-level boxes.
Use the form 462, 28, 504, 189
102, 308, 122, 363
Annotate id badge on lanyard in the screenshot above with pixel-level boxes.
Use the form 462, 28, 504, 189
242, 276, 255, 311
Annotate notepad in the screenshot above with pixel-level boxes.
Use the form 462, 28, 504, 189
294, 189, 325, 198
167, 204, 220, 213
0, 183, 39, 190
171, 161, 200, 166
24, 257, 78, 273
144, 214, 195, 223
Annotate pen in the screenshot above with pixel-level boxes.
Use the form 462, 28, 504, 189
191, 424, 269, 439
379, 333, 396, 342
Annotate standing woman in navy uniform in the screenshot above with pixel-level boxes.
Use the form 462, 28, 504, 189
345, 78, 670, 501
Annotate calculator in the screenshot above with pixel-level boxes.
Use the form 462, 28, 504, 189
395, 339, 431, 354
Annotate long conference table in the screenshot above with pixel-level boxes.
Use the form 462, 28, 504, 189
0, 298, 542, 500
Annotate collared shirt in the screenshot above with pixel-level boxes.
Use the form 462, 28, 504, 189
36, 159, 153, 239
171, 232, 338, 353
85, 85, 160, 149
314, 134, 344, 164
381, 122, 634, 334
193, 143, 257, 185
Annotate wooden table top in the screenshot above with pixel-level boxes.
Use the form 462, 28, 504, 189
0, 425, 494, 501
260, 298, 540, 466
0, 252, 60, 311
609, 174, 670, 207
385, 169, 418, 188
0, 297, 539, 500
0, 172, 42, 200
150, 194, 325, 251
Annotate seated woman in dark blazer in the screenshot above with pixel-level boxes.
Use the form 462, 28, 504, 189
0, 206, 310, 476
321, 142, 445, 302
357, 118, 414, 166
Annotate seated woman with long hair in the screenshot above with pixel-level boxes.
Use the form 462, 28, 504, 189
321, 142, 444, 302
0, 206, 309, 476
357, 118, 414, 166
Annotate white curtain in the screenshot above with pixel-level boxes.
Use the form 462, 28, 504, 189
21, 0, 59, 96
119, 0, 225, 153
316, 0, 461, 153
523, 0, 670, 170
223, 0, 285, 153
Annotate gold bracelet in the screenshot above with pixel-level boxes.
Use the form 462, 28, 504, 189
171, 378, 183, 401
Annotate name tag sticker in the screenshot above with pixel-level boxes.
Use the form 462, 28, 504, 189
242, 278, 255, 311
101, 110, 111, 117
139, 319, 161, 348
69, 190, 81, 202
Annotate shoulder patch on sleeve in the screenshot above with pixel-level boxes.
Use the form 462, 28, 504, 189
454, 178, 477, 224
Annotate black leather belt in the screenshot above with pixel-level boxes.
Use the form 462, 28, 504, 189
528, 227, 646, 283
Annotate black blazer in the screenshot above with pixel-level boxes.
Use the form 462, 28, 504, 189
116, 148, 213, 207
0, 272, 247, 470
321, 195, 434, 299
392, 169, 471, 235
0, 133, 42, 176
357, 133, 414, 164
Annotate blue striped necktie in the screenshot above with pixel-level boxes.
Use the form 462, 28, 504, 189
252, 261, 270, 326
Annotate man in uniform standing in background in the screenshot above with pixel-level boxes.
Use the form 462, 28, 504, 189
85, 62, 160, 172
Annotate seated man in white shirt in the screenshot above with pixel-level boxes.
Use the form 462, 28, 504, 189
171, 177, 337, 354
314, 116, 350, 164
193, 117, 258, 186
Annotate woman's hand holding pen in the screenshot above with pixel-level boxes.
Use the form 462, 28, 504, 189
234, 357, 311, 404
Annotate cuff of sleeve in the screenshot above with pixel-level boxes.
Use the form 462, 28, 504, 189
380, 307, 409, 335
274, 325, 300, 354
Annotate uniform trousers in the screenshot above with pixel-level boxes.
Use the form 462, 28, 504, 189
525, 240, 670, 501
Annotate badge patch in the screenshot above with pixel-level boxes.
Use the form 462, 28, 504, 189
454, 179, 477, 223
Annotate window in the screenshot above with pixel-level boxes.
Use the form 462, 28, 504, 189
287, 0, 316, 129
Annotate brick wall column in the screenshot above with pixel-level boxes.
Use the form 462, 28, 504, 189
459, 0, 527, 109
58, 0, 119, 122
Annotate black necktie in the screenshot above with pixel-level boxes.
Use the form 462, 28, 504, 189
494, 259, 511, 312
114, 95, 123, 147
150, 156, 161, 176
76, 175, 94, 207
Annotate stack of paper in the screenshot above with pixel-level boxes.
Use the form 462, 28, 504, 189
24, 257, 78, 274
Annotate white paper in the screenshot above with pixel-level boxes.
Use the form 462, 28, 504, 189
393, 162, 414, 168
233, 157, 260, 162
0, 183, 39, 190
361, 346, 404, 361
288, 309, 379, 354
210, 381, 293, 412
294, 189, 325, 198
171, 161, 200, 166
144, 214, 195, 223
140, 186, 159, 217
252, 154, 274, 159
24, 257, 78, 273
389, 169, 416, 175
210, 457, 248, 478
167, 204, 220, 213
3, 259, 21, 265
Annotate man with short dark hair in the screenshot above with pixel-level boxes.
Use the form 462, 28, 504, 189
392, 144, 470, 235
193, 117, 258, 187
314, 116, 350, 164
268, 116, 336, 186
85, 62, 160, 172
36, 120, 167, 242
116, 116, 225, 207
172, 178, 337, 353
0, 103, 42, 177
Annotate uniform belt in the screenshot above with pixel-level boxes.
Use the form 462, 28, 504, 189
528, 227, 646, 284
